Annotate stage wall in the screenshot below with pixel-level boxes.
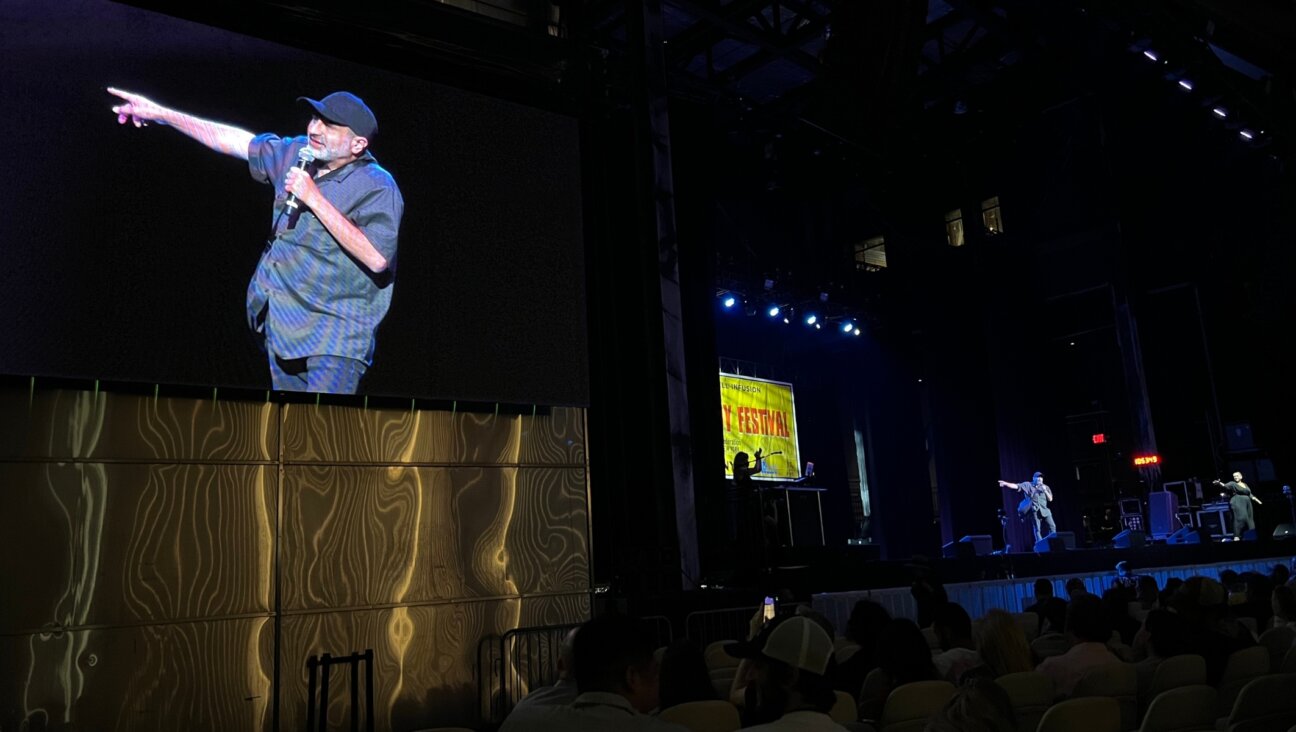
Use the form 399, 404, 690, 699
0, 387, 589, 730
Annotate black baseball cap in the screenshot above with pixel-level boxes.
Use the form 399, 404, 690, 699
298, 91, 377, 139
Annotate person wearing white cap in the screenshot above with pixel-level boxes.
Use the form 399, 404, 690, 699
725, 615, 849, 731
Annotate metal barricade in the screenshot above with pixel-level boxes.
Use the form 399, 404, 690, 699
684, 606, 758, 648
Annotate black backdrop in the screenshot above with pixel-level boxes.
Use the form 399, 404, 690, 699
0, 0, 589, 406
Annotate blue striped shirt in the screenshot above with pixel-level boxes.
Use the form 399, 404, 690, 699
246, 134, 403, 364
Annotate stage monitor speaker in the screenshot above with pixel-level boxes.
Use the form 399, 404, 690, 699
959, 534, 993, 556
1113, 529, 1147, 549
1274, 524, 1295, 540
1147, 491, 1180, 538
1167, 526, 1208, 545
1054, 531, 1076, 550
1034, 535, 1068, 553
942, 540, 976, 560
1242, 529, 1258, 542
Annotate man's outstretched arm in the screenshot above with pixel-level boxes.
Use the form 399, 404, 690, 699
108, 87, 253, 160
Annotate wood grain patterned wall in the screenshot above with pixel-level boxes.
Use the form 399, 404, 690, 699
0, 388, 590, 731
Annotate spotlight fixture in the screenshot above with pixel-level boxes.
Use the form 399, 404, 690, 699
853, 329, 861, 337
1143, 49, 1159, 62
782, 317, 790, 324
1211, 106, 1228, 119
763, 278, 775, 291
804, 314, 818, 326
1239, 129, 1255, 141
767, 305, 781, 318
819, 292, 830, 302
1177, 79, 1194, 91
722, 295, 737, 309
814, 323, 821, 330
841, 322, 854, 334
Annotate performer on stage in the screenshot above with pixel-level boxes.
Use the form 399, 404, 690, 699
108, 88, 404, 395
731, 449, 777, 569
1213, 471, 1263, 541
999, 471, 1056, 543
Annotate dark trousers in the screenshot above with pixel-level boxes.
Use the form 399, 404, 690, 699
1030, 509, 1056, 543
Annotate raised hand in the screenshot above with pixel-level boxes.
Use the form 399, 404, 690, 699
108, 87, 169, 127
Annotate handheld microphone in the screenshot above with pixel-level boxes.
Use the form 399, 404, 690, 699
285, 146, 316, 210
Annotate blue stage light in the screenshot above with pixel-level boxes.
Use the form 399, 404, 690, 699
722, 295, 736, 309
804, 314, 818, 326
767, 305, 780, 318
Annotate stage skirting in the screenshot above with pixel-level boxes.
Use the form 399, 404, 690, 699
813, 556, 1283, 630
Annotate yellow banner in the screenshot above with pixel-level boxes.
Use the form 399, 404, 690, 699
720, 372, 801, 481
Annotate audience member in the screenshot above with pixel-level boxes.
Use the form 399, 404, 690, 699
859, 618, 940, 719
924, 677, 1018, 732
1036, 594, 1120, 697
910, 555, 950, 628
1101, 588, 1140, 647
1064, 577, 1087, 600
1131, 575, 1159, 622
1158, 577, 1183, 609
1270, 584, 1296, 629
966, 609, 1033, 680
657, 640, 716, 711
1169, 577, 1255, 685
932, 602, 981, 683
726, 615, 846, 731
1024, 579, 1067, 635
1271, 563, 1290, 588
500, 614, 685, 731
836, 599, 891, 696
507, 626, 580, 716
1131, 609, 1189, 700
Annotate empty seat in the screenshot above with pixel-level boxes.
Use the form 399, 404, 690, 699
1218, 646, 1271, 718
1136, 685, 1217, 732
1073, 663, 1138, 732
1258, 627, 1295, 673
1221, 674, 1296, 732
658, 699, 742, 732
1039, 697, 1121, 732
996, 671, 1056, 732
879, 680, 956, 732
830, 690, 860, 724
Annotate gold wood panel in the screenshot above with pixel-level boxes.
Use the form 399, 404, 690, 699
278, 594, 589, 732
281, 466, 588, 610
0, 388, 275, 462
0, 617, 274, 732
281, 403, 585, 466
0, 463, 274, 633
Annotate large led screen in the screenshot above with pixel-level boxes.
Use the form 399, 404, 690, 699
1, 0, 588, 405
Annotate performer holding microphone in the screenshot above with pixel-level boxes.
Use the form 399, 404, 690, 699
1000, 471, 1056, 543
107, 87, 403, 394
1213, 471, 1262, 541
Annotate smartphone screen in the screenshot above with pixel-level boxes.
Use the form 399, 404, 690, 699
762, 596, 776, 621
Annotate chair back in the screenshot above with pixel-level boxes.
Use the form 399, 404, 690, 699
1218, 646, 1271, 717
1258, 627, 1295, 673
1073, 662, 1138, 732
879, 680, 956, 732
1147, 655, 1207, 699
1284, 646, 1296, 674
996, 671, 1056, 732
831, 690, 860, 724
1223, 674, 1296, 732
659, 700, 741, 732
1137, 685, 1217, 732
922, 626, 942, 651
1032, 633, 1072, 661
704, 640, 740, 671
1039, 697, 1121, 732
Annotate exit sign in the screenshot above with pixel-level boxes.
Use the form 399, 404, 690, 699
1133, 454, 1160, 467
1092, 433, 1106, 444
